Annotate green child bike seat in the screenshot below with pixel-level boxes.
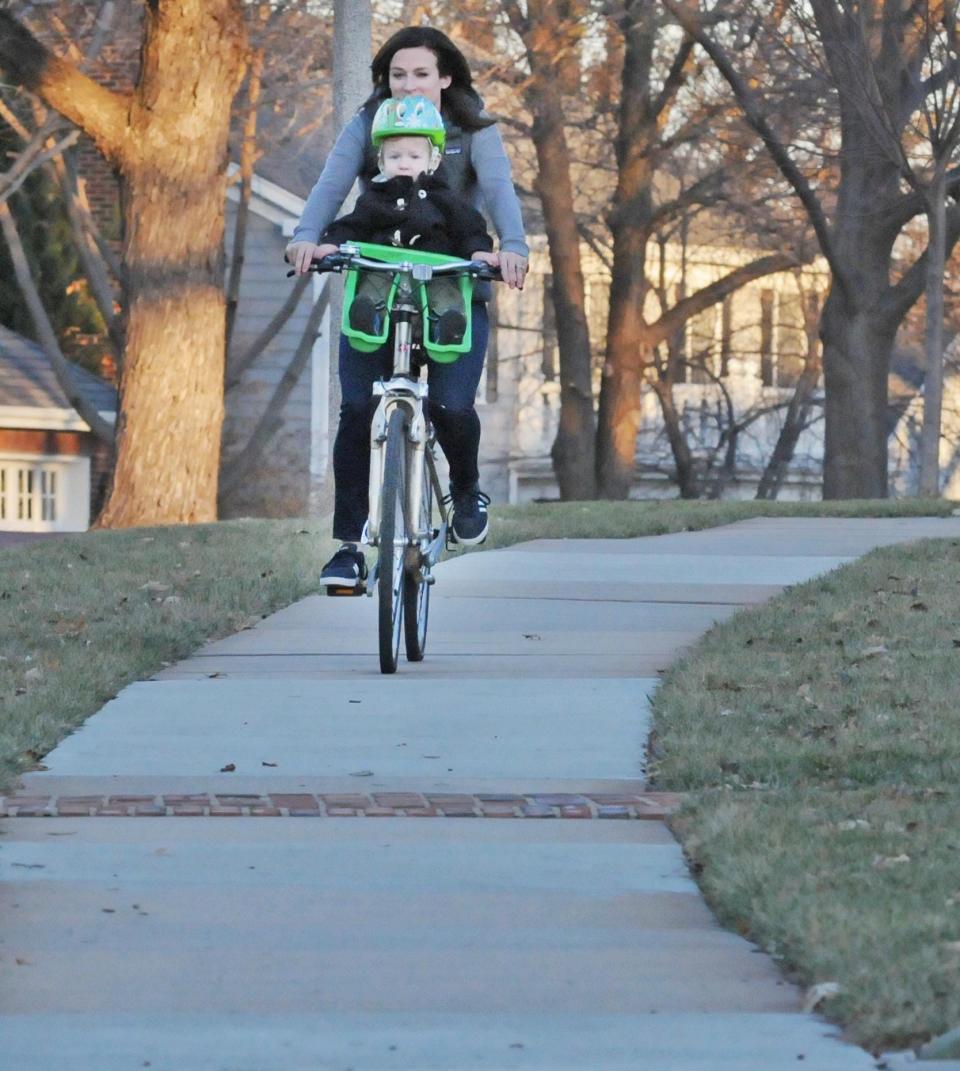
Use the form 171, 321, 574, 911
341, 242, 475, 364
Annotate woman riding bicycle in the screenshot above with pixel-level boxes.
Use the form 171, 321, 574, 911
286, 26, 528, 589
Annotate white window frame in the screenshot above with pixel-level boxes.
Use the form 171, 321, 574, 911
0, 454, 90, 532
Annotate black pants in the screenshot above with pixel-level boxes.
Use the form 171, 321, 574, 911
332, 302, 489, 542
354, 274, 466, 341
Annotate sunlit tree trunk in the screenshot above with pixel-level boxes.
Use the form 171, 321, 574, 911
503, 0, 596, 499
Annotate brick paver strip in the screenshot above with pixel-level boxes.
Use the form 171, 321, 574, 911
0, 791, 681, 819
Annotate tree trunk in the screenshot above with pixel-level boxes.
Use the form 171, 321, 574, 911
310, 0, 370, 518
530, 79, 595, 499
97, 1, 247, 526
595, 9, 656, 500
505, 0, 596, 499
596, 351, 645, 499
919, 170, 948, 496
820, 287, 895, 499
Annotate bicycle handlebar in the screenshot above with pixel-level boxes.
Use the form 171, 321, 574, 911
286, 246, 503, 282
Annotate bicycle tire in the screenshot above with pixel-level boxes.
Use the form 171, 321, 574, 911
378, 407, 407, 674
403, 448, 433, 662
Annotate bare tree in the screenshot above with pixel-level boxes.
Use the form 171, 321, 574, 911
593, 3, 803, 498
666, 0, 960, 499
502, 0, 597, 500
0, 1, 249, 527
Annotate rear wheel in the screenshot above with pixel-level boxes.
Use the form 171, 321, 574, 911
378, 408, 407, 674
403, 450, 433, 662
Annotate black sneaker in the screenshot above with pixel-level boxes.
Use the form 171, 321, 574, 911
447, 485, 491, 546
319, 545, 368, 591
349, 296, 385, 336
432, 309, 467, 345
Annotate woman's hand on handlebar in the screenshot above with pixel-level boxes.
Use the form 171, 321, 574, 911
285, 241, 338, 275
498, 250, 528, 290
471, 250, 499, 269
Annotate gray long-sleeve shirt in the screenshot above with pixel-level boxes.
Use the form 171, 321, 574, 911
291, 109, 528, 258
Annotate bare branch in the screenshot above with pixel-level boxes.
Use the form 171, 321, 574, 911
886, 197, 960, 326
0, 199, 114, 444
220, 283, 330, 492
662, 0, 848, 295
649, 35, 695, 122
0, 11, 128, 161
226, 273, 312, 390
651, 252, 799, 343
0, 127, 78, 205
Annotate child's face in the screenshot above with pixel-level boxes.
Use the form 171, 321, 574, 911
380, 136, 433, 179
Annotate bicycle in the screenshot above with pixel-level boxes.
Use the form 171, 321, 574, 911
302, 241, 501, 674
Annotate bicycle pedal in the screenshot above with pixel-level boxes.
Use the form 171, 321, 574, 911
325, 583, 367, 598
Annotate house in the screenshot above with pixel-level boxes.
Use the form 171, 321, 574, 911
0, 324, 116, 532
502, 240, 830, 502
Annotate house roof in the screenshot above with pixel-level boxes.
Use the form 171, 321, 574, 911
0, 324, 117, 431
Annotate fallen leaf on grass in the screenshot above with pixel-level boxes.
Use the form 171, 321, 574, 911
836, 819, 870, 832
851, 645, 889, 663
873, 853, 910, 869
796, 683, 820, 708
802, 981, 840, 1013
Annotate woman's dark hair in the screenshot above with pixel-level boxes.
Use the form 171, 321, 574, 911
366, 26, 495, 132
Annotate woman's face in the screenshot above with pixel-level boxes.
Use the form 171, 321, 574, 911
388, 46, 451, 107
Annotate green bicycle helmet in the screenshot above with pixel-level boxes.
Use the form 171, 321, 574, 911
371, 95, 446, 152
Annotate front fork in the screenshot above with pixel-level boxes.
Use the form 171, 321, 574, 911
364, 311, 441, 562
365, 395, 429, 549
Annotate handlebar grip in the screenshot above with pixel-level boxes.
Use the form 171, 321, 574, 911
285, 253, 349, 278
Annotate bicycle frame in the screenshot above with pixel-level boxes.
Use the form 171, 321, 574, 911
299, 243, 500, 669
363, 268, 443, 569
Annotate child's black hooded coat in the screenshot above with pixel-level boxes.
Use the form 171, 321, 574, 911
321, 167, 493, 260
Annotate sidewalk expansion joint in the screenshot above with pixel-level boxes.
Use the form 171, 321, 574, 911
0, 791, 682, 820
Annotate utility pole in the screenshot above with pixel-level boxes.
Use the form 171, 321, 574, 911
310, 0, 371, 516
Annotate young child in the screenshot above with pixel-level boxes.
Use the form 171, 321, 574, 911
312, 95, 497, 346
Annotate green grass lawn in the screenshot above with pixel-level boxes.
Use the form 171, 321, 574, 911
652, 534, 960, 1052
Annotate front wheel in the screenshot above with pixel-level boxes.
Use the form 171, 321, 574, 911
403, 449, 433, 662
378, 407, 407, 674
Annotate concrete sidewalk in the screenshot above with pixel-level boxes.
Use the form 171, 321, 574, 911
4, 516, 959, 1070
